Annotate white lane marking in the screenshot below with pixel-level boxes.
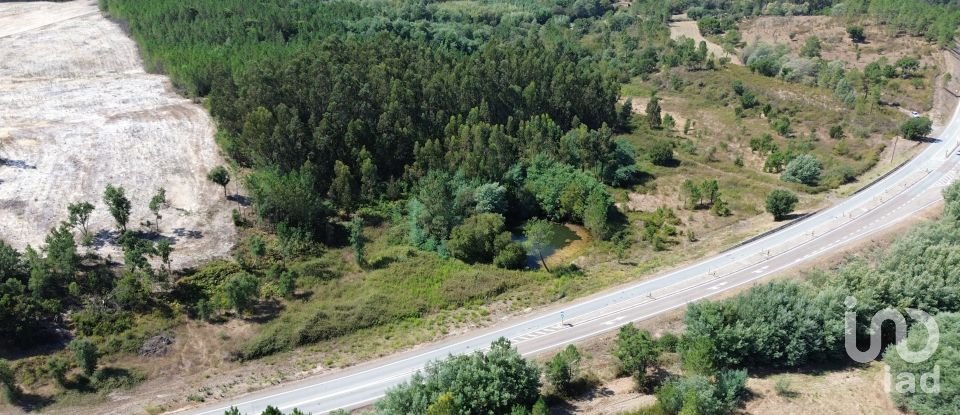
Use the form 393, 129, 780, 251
751, 265, 769, 274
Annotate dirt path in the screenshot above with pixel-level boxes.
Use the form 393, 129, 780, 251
0, 0, 234, 269
668, 14, 742, 65
932, 48, 960, 126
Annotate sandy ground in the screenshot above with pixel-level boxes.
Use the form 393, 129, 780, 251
739, 15, 940, 71
0, 0, 234, 269
668, 14, 742, 65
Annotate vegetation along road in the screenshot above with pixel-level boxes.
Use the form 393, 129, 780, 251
180, 91, 960, 415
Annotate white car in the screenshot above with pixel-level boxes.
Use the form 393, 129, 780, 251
911, 111, 920, 118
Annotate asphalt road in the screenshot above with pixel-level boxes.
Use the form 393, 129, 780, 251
179, 105, 960, 415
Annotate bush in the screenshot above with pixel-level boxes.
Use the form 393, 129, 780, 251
847, 25, 865, 43
545, 345, 581, 395
765, 189, 798, 221
884, 312, 960, 415
448, 213, 507, 264
70, 338, 99, 376
901, 117, 933, 141
829, 124, 844, 139
378, 338, 540, 415
494, 233, 528, 270
781, 154, 822, 185
614, 325, 659, 389
684, 281, 846, 369
656, 370, 748, 415
649, 142, 675, 166
0, 359, 17, 403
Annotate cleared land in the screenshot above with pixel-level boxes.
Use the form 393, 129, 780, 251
669, 14, 742, 65
0, 0, 233, 268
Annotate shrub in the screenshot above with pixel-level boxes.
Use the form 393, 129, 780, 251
448, 213, 507, 264
378, 338, 540, 415
70, 338, 98, 376
494, 232, 527, 270
781, 154, 822, 185
884, 312, 960, 415
901, 117, 933, 141
614, 325, 659, 389
649, 142, 675, 166
545, 345, 581, 395
765, 189, 798, 221
847, 25, 865, 43
656, 370, 748, 415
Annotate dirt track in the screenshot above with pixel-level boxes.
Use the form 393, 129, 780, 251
668, 14, 742, 65
0, 0, 234, 269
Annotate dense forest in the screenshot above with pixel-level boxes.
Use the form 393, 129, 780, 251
101, 0, 646, 248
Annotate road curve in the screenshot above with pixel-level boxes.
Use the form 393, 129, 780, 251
178, 105, 960, 415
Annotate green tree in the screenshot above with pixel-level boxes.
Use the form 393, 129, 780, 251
103, 184, 132, 232
611, 230, 633, 264
0, 359, 16, 403
681, 179, 702, 209
67, 201, 95, 237
679, 336, 716, 376
350, 215, 365, 266
847, 25, 866, 43
711, 197, 731, 217
358, 147, 379, 203
148, 187, 166, 233
765, 189, 798, 221
221, 272, 259, 315
663, 114, 676, 131
207, 166, 231, 198
700, 180, 719, 206
901, 117, 933, 141
884, 312, 960, 415
46, 357, 69, 388
545, 345, 581, 395
329, 160, 355, 211
829, 124, 845, 139
619, 98, 634, 131
531, 398, 548, 415
448, 213, 506, 264
649, 141, 675, 166
426, 392, 455, 415
657, 370, 748, 415
896, 57, 920, 78
493, 232, 527, 270
474, 182, 508, 214
771, 117, 791, 137
45, 223, 78, 280
261, 407, 283, 415
781, 154, 822, 185
113, 272, 149, 310
524, 219, 555, 272
646, 95, 662, 129
614, 325, 659, 389
377, 338, 540, 415
800, 36, 821, 58
944, 181, 960, 220
70, 338, 98, 376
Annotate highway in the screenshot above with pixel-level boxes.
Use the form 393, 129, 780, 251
179, 103, 960, 415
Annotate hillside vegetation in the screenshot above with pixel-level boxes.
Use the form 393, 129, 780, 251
2, 0, 958, 412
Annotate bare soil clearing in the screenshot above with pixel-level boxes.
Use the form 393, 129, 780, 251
739, 16, 939, 71
0, 0, 234, 269
669, 14, 742, 65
